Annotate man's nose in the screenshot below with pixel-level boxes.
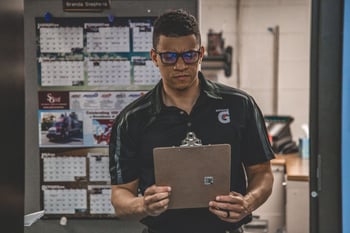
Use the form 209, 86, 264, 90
173, 56, 187, 70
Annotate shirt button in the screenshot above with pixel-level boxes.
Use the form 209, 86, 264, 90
180, 111, 185, 115
187, 122, 192, 127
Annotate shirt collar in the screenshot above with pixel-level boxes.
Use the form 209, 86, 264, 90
150, 71, 223, 116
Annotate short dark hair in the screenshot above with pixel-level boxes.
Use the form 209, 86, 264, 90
152, 9, 201, 49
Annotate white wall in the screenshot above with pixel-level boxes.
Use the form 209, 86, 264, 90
200, 0, 311, 141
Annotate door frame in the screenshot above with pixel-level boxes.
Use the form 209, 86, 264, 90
310, 0, 344, 232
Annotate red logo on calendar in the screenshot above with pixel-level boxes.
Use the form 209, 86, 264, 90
39, 91, 70, 110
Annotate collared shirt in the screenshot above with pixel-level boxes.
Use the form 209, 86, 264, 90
109, 71, 275, 232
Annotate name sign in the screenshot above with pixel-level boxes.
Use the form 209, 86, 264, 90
63, 0, 111, 12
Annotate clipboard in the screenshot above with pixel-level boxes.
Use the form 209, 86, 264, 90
153, 132, 231, 209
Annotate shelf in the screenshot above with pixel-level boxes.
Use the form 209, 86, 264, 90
202, 46, 233, 77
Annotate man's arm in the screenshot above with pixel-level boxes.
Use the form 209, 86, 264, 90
209, 161, 274, 222
243, 160, 274, 213
111, 179, 171, 220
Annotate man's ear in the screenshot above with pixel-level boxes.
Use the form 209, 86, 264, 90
199, 46, 205, 64
150, 49, 159, 67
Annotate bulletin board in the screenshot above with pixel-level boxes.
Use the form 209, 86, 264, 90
36, 16, 156, 218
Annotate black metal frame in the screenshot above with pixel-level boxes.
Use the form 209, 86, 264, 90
310, 0, 344, 232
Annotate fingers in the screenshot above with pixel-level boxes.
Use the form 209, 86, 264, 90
143, 185, 171, 216
208, 206, 243, 223
213, 192, 244, 209
144, 185, 171, 195
208, 192, 248, 223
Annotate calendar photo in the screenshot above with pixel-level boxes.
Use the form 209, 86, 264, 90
83, 111, 117, 146
39, 111, 84, 146
38, 91, 146, 147
91, 119, 114, 145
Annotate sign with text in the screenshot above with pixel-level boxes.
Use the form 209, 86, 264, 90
39, 91, 70, 110
63, 0, 111, 11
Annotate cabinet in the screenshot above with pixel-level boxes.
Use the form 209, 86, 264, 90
284, 156, 309, 233
253, 165, 286, 233
251, 155, 309, 233
286, 180, 309, 233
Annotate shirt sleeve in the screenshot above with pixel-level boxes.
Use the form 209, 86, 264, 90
109, 115, 140, 185
240, 96, 275, 166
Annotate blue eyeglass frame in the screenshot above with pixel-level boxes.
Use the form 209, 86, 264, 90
153, 49, 202, 65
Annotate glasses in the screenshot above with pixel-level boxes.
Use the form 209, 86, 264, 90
154, 49, 201, 65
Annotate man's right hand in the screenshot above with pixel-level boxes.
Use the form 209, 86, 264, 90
111, 181, 171, 220
143, 185, 172, 216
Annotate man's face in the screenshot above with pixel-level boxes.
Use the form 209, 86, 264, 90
151, 34, 204, 92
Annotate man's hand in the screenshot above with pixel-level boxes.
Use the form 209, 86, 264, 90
208, 161, 274, 223
208, 191, 250, 223
111, 180, 171, 220
143, 185, 172, 216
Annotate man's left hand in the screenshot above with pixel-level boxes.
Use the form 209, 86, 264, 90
208, 191, 251, 223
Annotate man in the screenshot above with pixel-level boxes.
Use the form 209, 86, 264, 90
109, 9, 274, 233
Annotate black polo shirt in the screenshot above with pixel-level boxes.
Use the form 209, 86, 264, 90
109, 72, 275, 233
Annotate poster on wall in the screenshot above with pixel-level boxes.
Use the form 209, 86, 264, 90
38, 91, 145, 147
35, 17, 161, 89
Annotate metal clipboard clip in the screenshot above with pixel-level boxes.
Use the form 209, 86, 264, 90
180, 131, 202, 147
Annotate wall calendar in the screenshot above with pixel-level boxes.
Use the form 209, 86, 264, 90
36, 16, 159, 219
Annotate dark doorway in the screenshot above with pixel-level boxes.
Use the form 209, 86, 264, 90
0, 1, 25, 233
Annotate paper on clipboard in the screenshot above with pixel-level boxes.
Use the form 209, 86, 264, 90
153, 138, 231, 209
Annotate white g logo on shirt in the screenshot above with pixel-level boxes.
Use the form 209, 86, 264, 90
217, 109, 231, 124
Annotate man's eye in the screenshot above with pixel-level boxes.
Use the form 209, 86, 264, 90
184, 52, 194, 58
163, 53, 176, 59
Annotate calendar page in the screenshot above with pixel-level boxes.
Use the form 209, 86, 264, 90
88, 185, 115, 214
39, 26, 83, 53
88, 153, 110, 182
43, 186, 87, 214
36, 17, 160, 89
86, 57, 131, 86
40, 148, 116, 218
42, 154, 86, 182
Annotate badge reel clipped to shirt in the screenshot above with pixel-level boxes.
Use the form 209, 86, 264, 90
153, 132, 231, 209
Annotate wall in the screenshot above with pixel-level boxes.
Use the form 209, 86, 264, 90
200, 0, 311, 141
